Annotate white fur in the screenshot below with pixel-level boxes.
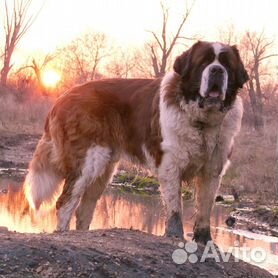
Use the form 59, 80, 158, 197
160, 73, 193, 139
57, 145, 112, 231
159, 72, 203, 216
24, 169, 63, 210
142, 144, 157, 175
212, 42, 223, 56
73, 145, 112, 196
199, 42, 228, 99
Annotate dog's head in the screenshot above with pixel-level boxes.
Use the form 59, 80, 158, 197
173, 41, 249, 110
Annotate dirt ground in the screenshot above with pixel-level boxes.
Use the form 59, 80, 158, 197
0, 228, 274, 278
0, 132, 40, 169
231, 205, 278, 237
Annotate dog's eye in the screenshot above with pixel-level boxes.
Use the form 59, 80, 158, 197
219, 52, 230, 67
207, 52, 215, 62
200, 52, 215, 67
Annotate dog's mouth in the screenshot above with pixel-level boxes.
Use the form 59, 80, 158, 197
198, 84, 225, 110
205, 84, 223, 100
207, 90, 220, 98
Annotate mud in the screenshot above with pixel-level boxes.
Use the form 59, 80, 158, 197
0, 228, 274, 278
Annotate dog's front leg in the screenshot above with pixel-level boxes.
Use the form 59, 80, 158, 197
193, 143, 224, 245
158, 152, 184, 239
193, 174, 220, 245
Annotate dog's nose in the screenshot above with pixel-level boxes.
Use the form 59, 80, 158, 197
210, 66, 224, 75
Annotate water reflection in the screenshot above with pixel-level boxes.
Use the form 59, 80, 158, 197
0, 181, 277, 275
92, 189, 230, 238
92, 189, 166, 234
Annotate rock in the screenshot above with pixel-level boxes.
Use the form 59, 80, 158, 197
36, 266, 43, 273
225, 216, 236, 227
215, 195, 224, 202
0, 226, 8, 232
1, 188, 8, 194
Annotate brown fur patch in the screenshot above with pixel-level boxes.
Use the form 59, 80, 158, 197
45, 79, 163, 176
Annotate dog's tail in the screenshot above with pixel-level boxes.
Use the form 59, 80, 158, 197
24, 133, 63, 210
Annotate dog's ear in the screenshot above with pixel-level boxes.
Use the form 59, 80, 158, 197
173, 49, 191, 76
173, 41, 201, 78
232, 45, 249, 88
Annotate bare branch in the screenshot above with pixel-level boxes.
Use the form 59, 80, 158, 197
1, 0, 42, 86
15, 65, 33, 74
143, 0, 195, 77
160, 0, 168, 52
177, 36, 198, 41
259, 54, 278, 62
146, 30, 164, 51
240, 29, 276, 132
166, 0, 195, 58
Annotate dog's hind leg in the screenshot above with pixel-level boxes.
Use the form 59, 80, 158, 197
56, 145, 113, 232
55, 175, 78, 231
75, 161, 118, 230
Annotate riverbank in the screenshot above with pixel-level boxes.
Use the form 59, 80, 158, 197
0, 228, 274, 278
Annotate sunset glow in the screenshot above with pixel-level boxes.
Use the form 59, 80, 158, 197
16, 0, 278, 55
42, 69, 61, 88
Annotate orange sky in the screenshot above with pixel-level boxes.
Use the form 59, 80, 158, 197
1, 0, 278, 65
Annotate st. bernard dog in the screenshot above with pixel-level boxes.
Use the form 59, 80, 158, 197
24, 41, 248, 244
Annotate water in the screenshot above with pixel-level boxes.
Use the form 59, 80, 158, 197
0, 180, 278, 275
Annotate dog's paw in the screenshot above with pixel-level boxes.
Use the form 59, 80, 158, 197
53, 229, 64, 233
54, 225, 69, 233
165, 212, 184, 239
192, 227, 212, 245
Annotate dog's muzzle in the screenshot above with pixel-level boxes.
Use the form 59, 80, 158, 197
205, 65, 225, 100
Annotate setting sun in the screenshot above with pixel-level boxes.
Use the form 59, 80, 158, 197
42, 69, 61, 88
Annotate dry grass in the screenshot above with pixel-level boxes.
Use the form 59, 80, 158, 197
118, 160, 151, 176
222, 119, 277, 203
0, 91, 54, 134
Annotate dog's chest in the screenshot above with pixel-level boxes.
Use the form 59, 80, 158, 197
166, 124, 220, 176
159, 100, 223, 176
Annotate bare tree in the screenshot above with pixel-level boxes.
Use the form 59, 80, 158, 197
1, 0, 38, 87
240, 31, 278, 132
218, 23, 238, 45
105, 48, 135, 78
58, 32, 110, 86
145, 0, 195, 77
16, 54, 55, 94
132, 44, 157, 78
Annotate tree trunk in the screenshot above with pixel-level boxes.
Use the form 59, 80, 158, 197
159, 53, 167, 77
1, 21, 17, 87
0, 65, 9, 87
253, 63, 264, 131
248, 80, 264, 132
0, 51, 13, 87
276, 129, 278, 202
32, 60, 46, 95
150, 46, 160, 78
